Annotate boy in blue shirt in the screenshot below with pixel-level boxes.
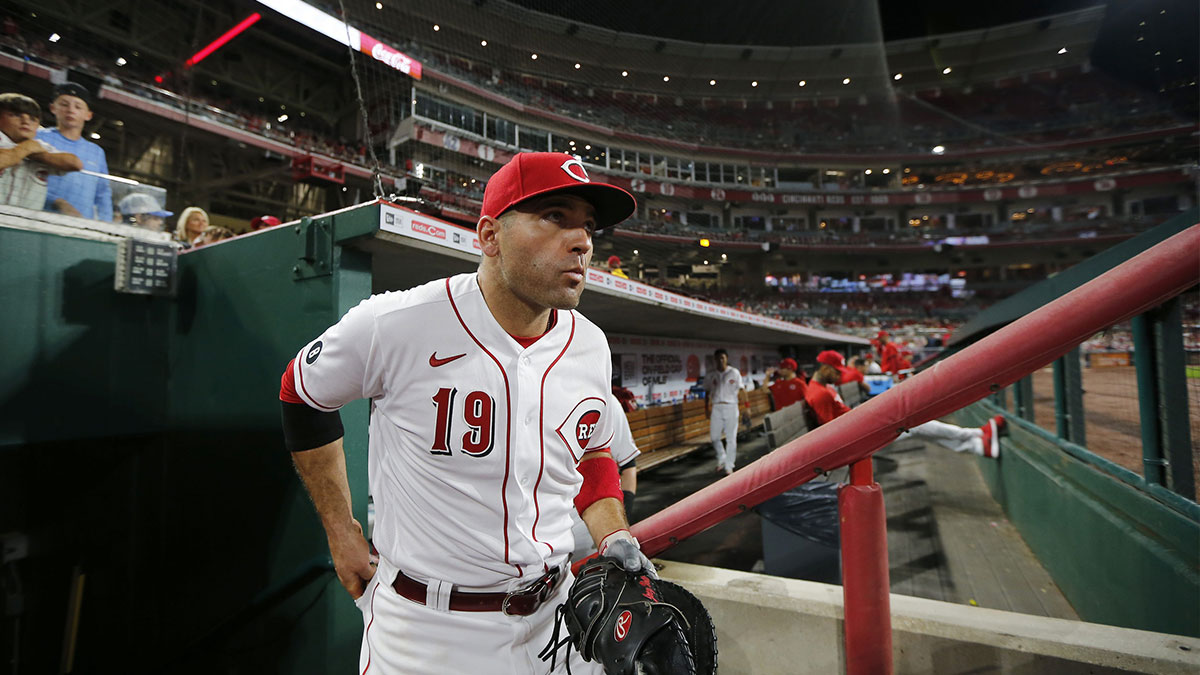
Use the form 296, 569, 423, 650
37, 83, 113, 221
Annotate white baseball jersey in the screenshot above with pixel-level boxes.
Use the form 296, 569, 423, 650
292, 273, 616, 590
704, 366, 744, 405
0, 131, 59, 211
609, 393, 640, 467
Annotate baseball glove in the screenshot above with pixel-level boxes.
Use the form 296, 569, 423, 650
541, 557, 699, 675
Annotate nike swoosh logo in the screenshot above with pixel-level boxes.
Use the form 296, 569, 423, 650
429, 352, 466, 367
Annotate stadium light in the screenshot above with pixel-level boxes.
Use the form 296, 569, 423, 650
882, 168, 890, 174
433, 24, 439, 31
633, 249, 639, 255
90, 132, 100, 139
942, 67, 952, 75
1058, 47, 1068, 54
798, 80, 806, 86
932, 145, 946, 154
751, 81, 758, 87
574, 63, 581, 69
842, 77, 851, 85
709, 79, 716, 86
186, 12, 262, 67
865, 169, 872, 174
531, 53, 538, 60
375, 2, 382, 8
721, 253, 727, 260
480, 40, 487, 46
116, 57, 127, 66
663, 76, 669, 82
699, 238, 711, 248
49, 33, 61, 43
621, 70, 628, 77
893, 73, 902, 80
278, 114, 288, 122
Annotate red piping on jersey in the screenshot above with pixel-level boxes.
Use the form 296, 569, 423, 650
296, 351, 337, 411
445, 278, 517, 570
360, 582, 380, 674
532, 312, 576, 554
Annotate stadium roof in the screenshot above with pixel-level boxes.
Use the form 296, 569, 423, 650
502, 0, 1106, 47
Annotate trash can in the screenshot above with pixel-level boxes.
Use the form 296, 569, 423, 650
755, 481, 841, 584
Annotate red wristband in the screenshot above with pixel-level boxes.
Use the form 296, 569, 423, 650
574, 452, 623, 515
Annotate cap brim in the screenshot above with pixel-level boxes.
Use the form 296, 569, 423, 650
508, 182, 636, 229
150, 210, 173, 217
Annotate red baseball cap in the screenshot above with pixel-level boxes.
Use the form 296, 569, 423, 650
816, 350, 845, 367
607, 255, 622, 267
779, 358, 798, 371
877, 331, 890, 340
481, 152, 636, 229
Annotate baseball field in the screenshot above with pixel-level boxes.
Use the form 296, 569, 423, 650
1031, 365, 1200, 491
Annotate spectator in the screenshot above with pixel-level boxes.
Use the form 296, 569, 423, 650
607, 254, 629, 279
768, 358, 807, 410
0, 93, 81, 208
174, 206, 209, 246
862, 352, 883, 374
806, 364, 1006, 458
118, 192, 173, 232
37, 83, 113, 220
193, 225, 235, 247
249, 214, 281, 231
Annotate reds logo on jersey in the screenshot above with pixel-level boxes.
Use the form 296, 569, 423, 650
614, 610, 633, 642
556, 396, 610, 462
575, 410, 600, 447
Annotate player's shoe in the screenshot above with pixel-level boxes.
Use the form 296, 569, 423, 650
980, 416, 1004, 459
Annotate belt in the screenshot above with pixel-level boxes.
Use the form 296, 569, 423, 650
391, 566, 562, 616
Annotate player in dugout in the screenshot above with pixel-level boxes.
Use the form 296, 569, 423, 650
806, 363, 1006, 458
768, 358, 807, 411
279, 152, 663, 674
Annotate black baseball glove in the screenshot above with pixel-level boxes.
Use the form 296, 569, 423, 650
541, 557, 700, 675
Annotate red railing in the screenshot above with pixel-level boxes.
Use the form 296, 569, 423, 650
632, 223, 1200, 673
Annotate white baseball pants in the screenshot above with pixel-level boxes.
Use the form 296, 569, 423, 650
709, 402, 740, 472
357, 557, 602, 674
900, 420, 983, 455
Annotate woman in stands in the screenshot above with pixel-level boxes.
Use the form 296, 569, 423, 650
175, 206, 209, 247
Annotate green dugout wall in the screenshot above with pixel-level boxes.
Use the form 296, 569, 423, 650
0, 209, 378, 673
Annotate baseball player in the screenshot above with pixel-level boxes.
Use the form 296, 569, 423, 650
807, 364, 1006, 458
279, 152, 655, 674
767, 358, 806, 410
704, 348, 749, 475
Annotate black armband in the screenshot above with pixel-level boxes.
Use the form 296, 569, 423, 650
281, 401, 344, 452
618, 457, 637, 472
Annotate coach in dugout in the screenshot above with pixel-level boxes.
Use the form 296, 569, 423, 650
38, 83, 113, 220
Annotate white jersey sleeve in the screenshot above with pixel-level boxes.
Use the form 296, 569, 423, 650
608, 392, 640, 467
291, 297, 384, 411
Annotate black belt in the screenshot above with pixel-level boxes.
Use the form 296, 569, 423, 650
391, 566, 562, 616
